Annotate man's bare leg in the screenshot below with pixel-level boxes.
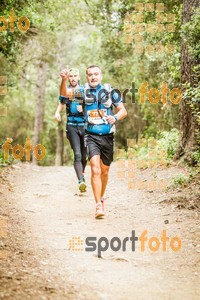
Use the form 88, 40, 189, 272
90, 155, 102, 204
100, 159, 110, 199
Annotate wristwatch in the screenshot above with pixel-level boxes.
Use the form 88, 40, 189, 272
114, 115, 119, 122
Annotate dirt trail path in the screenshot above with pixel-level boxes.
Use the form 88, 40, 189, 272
0, 163, 199, 299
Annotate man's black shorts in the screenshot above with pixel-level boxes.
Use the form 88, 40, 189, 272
85, 133, 114, 166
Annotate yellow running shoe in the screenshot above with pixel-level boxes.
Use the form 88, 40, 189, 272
79, 181, 87, 193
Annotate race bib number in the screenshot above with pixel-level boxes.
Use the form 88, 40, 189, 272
87, 109, 107, 124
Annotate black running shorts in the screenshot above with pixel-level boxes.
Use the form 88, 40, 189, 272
85, 133, 114, 166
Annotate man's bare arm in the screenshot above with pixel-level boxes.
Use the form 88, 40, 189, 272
60, 66, 69, 97
106, 103, 127, 124
55, 102, 65, 122
114, 103, 127, 120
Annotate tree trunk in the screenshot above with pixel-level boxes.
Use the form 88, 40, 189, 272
55, 122, 64, 166
175, 0, 200, 164
33, 61, 47, 165
54, 42, 64, 166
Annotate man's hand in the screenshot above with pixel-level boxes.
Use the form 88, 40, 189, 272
60, 65, 69, 80
106, 115, 116, 125
55, 111, 61, 122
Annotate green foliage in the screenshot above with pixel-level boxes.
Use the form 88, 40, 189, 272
115, 129, 180, 169
79, 0, 183, 145
192, 150, 200, 166
0, 0, 199, 167
157, 129, 179, 159
171, 173, 189, 187
181, 6, 200, 145
182, 7, 200, 60
0, 138, 13, 166
0, 149, 10, 166
181, 5, 200, 154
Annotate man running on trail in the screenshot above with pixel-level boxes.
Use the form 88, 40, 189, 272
84, 65, 127, 219
55, 67, 87, 193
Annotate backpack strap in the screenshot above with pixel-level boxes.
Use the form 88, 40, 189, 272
97, 83, 112, 124
104, 83, 112, 93
102, 83, 113, 110
84, 83, 94, 105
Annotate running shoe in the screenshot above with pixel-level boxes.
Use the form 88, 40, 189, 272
79, 181, 87, 193
95, 202, 105, 219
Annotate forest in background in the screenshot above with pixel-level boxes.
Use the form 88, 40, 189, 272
0, 0, 199, 171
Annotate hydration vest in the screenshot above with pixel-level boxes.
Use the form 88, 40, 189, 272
84, 83, 116, 135
62, 86, 85, 125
